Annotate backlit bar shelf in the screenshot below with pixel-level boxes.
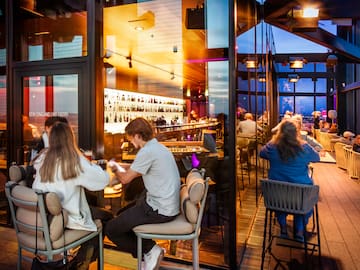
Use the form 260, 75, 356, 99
104, 88, 184, 134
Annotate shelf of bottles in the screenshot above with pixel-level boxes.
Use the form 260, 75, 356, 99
104, 88, 184, 134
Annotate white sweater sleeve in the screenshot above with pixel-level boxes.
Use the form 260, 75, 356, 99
77, 156, 110, 191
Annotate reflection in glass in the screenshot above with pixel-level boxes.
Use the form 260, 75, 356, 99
278, 78, 293, 93
0, 76, 6, 168
301, 63, 315, 72
103, 1, 230, 267
0, 0, 5, 66
238, 94, 249, 112
316, 96, 327, 112
279, 96, 294, 115
23, 75, 79, 163
207, 0, 229, 48
238, 79, 266, 93
295, 96, 314, 116
316, 78, 327, 93
14, 1, 87, 61
276, 63, 295, 72
316, 62, 327, 72
295, 78, 314, 93
208, 61, 229, 117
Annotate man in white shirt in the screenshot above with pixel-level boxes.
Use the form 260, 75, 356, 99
107, 117, 180, 270
237, 113, 262, 137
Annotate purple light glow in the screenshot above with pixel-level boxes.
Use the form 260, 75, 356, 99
191, 153, 200, 168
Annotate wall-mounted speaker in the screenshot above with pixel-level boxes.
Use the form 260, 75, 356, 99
186, 7, 204, 29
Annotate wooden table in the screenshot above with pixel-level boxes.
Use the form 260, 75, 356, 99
319, 151, 336, 163
104, 184, 123, 212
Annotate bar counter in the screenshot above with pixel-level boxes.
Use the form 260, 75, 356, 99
104, 120, 223, 161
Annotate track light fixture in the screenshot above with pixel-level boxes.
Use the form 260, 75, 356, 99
186, 87, 191, 97
289, 57, 305, 69
258, 73, 266, 82
288, 74, 300, 83
126, 56, 132, 68
245, 57, 258, 69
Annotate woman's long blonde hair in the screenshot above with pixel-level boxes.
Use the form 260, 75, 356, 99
39, 122, 83, 182
271, 119, 304, 162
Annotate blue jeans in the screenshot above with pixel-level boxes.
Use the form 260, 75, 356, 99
276, 209, 313, 232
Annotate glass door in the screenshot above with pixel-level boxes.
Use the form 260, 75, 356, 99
0, 75, 7, 225
13, 69, 81, 167
21, 74, 79, 164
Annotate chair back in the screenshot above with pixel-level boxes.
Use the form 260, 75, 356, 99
334, 142, 348, 169
349, 150, 360, 179
9, 163, 38, 188
9, 164, 28, 186
5, 172, 104, 269
183, 168, 209, 234
260, 179, 319, 215
5, 181, 67, 254
133, 168, 209, 237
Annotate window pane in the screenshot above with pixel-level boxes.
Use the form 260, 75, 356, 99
237, 78, 266, 92
14, 1, 87, 61
316, 78, 327, 93
316, 63, 327, 72
103, 1, 230, 266
279, 96, 294, 114
302, 63, 315, 72
316, 96, 327, 112
207, 0, 228, 48
295, 96, 314, 116
0, 76, 6, 167
295, 78, 314, 93
250, 95, 266, 116
275, 63, 293, 72
0, 3, 6, 170
23, 74, 79, 162
278, 78, 294, 93
238, 94, 249, 113
0, 7, 5, 67
208, 61, 229, 117
238, 78, 248, 91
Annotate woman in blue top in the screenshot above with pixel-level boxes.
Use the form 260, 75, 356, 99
260, 119, 320, 241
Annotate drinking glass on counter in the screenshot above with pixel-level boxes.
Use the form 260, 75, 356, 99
96, 159, 107, 170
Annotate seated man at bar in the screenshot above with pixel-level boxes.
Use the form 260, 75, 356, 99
106, 117, 180, 270
331, 130, 355, 146
237, 112, 263, 137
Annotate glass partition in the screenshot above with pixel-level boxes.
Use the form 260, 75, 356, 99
22, 75, 79, 164
103, 0, 231, 267
0, 1, 6, 226
14, 0, 87, 61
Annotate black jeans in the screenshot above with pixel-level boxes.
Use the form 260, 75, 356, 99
75, 206, 114, 268
105, 193, 176, 258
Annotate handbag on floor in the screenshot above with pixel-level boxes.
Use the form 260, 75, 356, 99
31, 255, 76, 270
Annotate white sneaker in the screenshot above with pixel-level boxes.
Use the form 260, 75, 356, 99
144, 244, 164, 270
